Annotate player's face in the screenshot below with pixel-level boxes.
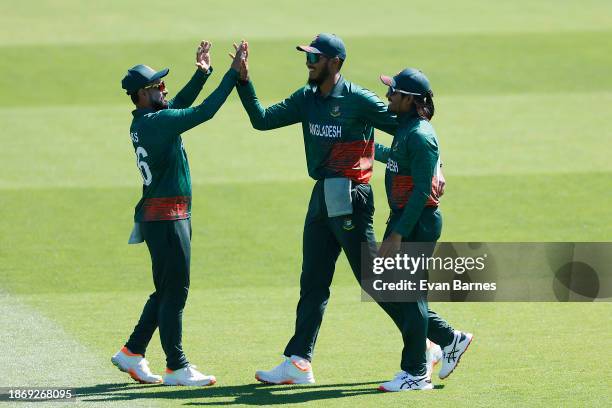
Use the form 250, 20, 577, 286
306, 53, 332, 85
386, 88, 413, 113
386, 89, 402, 113
145, 80, 169, 110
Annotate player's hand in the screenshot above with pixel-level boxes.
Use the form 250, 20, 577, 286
229, 40, 248, 76
196, 40, 212, 72
238, 41, 249, 81
378, 232, 403, 258
438, 166, 446, 196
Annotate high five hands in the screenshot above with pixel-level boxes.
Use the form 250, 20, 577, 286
196, 41, 212, 72
229, 40, 249, 81
196, 40, 248, 78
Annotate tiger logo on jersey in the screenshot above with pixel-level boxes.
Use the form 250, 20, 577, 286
330, 105, 341, 117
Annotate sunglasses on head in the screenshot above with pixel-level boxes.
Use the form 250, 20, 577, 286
387, 86, 421, 97
143, 81, 166, 92
306, 52, 326, 64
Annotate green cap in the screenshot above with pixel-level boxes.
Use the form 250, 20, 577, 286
380, 68, 431, 96
296, 33, 346, 60
121, 64, 169, 95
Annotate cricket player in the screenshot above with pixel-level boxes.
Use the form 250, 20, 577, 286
235, 34, 417, 385
375, 68, 473, 391
111, 41, 246, 386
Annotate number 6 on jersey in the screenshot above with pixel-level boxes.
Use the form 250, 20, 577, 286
135, 146, 153, 186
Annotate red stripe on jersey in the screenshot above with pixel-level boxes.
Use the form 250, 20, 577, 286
391, 175, 440, 209
324, 140, 374, 183
141, 196, 191, 221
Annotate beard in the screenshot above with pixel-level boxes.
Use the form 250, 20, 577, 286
307, 63, 332, 86
149, 94, 168, 111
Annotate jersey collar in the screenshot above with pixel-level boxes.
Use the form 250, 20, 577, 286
397, 110, 419, 125
132, 107, 155, 118
310, 75, 346, 99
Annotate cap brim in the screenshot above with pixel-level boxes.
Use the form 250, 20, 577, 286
150, 68, 170, 82
380, 75, 395, 87
296, 45, 322, 54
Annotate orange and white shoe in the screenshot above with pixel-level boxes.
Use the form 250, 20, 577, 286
426, 339, 443, 380
111, 346, 162, 384
163, 365, 216, 386
255, 355, 315, 384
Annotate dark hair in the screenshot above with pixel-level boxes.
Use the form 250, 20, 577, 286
412, 90, 435, 120
130, 92, 140, 105
323, 55, 343, 71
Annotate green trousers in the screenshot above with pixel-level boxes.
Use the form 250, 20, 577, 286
125, 219, 191, 370
381, 207, 455, 376
284, 182, 454, 377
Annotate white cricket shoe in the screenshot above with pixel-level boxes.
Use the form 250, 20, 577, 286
255, 355, 315, 384
163, 364, 216, 386
378, 371, 433, 392
439, 330, 473, 379
426, 339, 443, 380
111, 346, 162, 384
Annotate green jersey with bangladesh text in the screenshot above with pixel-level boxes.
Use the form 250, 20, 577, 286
236, 76, 397, 184
375, 113, 444, 237
129, 68, 238, 222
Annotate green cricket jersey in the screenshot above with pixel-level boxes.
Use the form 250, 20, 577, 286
129, 68, 238, 222
375, 113, 444, 237
236, 76, 397, 183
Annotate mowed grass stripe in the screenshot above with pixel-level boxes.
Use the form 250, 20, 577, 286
2, 0, 612, 46
1, 172, 609, 296
1, 92, 611, 189
0, 292, 164, 406
15, 289, 612, 407
1, 30, 612, 107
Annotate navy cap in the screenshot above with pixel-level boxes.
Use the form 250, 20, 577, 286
121, 64, 169, 95
296, 33, 346, 60
380, 68, 431, 96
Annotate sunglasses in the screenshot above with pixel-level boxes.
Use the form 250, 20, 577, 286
143, 81, 166, 92
387, 86, 422, 97
306, 52, 326, 64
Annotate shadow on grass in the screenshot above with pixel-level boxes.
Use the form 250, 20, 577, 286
73, 380, 410, 405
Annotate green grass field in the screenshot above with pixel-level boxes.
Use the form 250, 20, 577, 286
1, 1, 611, 406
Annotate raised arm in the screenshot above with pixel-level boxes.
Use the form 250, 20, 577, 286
168, 41, 213, 109
360, 90, 398, 136
151, 42, 247, 135
233, 41, 302, 130
236, 81, 303, 130
153, 68, 238, 134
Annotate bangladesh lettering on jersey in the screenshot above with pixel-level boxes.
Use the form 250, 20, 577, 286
386, 158, 399, 173
379, 116, 443, 211
236, 76, 398, 184
308, 122, 342, 138
371, 114, 446, 237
